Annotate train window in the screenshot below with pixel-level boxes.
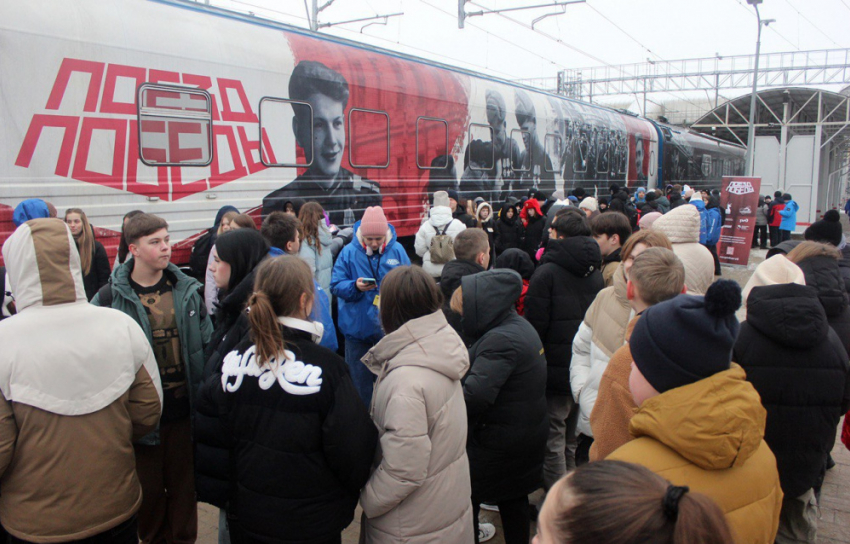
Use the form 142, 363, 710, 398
258, 97, 313, 168
511, 129, 531, 172
349, 108, 390, 169
544, 134, 562, 173
468, 124, 494, 171
137, 84, 213, 167
650, 150, 657, 177
596, 129, 609, 174
416, 117, 449, 169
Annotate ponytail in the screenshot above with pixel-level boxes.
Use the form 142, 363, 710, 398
248, 290, 285, 368
673, 492, 733, 544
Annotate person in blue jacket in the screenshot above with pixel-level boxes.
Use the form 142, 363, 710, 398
690, 196, 709, 245
779, 193, 799, 242
331, 206, 411, 405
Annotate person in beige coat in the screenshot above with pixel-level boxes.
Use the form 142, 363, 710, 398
360, 266, 474, 544
651, 203, 715, 295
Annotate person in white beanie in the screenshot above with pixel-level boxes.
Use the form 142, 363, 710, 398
579, 197, 599, 219
651, 204, 715, 295
415, 191, 467, 279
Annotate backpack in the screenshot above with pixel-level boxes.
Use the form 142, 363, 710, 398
189, 229, 214, 283
429, 221, 456, 265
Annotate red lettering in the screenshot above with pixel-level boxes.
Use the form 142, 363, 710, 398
15, 114, 80, 177
218, 79, 258, 123
237, 126, 267, 175
127, 120, 169, 200
210, 125, 247, 189
169, 122, 204, 163
100, 63, 146, 115
45, 58, 105, 112
182, 73, 221, 121
149, 69, 181, 85
71, 117, 127, 191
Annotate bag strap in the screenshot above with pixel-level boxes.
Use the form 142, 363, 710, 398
436, 220, 453, 236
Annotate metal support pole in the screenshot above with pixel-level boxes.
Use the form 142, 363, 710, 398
778, 96, 790, 194
810, 91, 824, 225
745, 4, 763, 177
311, 0, 318, 31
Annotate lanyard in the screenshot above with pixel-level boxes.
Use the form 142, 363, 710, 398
368, 252, 383, 284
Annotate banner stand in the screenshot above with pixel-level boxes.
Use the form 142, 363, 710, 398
718, 176, 762, 268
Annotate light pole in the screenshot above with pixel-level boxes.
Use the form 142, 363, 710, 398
745, 0, 775, 176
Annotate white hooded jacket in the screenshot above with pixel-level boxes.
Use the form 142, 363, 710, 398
414, 205, 466, 277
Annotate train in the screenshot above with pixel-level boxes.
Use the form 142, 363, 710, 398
0, 0, 745, 264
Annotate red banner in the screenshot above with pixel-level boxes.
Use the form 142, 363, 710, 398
718, 176, 762, 267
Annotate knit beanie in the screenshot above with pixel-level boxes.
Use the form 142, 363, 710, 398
433, 191, 450, 208
742, 254, 805, 307
447, 189, 460, 203
631, 280, 742, 394
804, 210, 842, 247
639, 211, 662, 230
359, 206, 389, 238
579, 197, 598, 212
567, 195, 579, 204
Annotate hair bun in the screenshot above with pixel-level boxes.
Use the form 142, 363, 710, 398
824, 209, 840, 222
704, 280, 742, 318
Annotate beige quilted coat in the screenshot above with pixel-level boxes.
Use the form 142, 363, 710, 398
360, 310, 474, 543
652, 205, 715, 294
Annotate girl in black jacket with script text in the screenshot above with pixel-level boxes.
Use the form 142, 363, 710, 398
495, 202, 523, 254
196, 256, 377, 544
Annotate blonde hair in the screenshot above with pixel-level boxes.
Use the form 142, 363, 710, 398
247, 256, 315, 366
65, 208, 94, 274
217, 211, 238, 235
450, 286, 464, 315
621, 229, 673, 261
629, 248, 685, 306
298, 202, 326, 256
786, 241, 841, 264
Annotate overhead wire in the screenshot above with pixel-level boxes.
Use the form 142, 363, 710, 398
781, 0, 845, 47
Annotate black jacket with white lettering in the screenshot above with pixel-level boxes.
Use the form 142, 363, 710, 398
195, 325, 378, 543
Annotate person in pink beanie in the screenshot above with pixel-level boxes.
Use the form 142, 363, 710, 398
331, 206, 410, 406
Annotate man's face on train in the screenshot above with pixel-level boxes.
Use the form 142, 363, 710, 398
294, 92, 345, 179
487, 105, 507, 148
635, 137, 645, 172
520, 119, 537, 151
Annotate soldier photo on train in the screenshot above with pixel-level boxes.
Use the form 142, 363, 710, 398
515, 89, 556, 196
261, 60, 381, 227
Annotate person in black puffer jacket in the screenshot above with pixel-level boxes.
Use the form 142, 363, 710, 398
495, 200, 523, 254
787, 242, 850, 357
440, 229, 490, 345
195, 256, 377, 544
524, 208, 604, 485
734, 279, 850, 544
194, 229, 269, 509
454, 269, 548, 544
802, 210, 850, 293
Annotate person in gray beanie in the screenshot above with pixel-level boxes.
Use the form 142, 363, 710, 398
608, 280, 783, 544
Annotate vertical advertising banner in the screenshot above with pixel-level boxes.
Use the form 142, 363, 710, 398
718, 176, 762, 267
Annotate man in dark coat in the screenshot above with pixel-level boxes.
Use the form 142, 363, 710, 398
524, 208, 604, 488
734, 280, 850, 544
440, 229, 490, 345
460, 269, 548, 544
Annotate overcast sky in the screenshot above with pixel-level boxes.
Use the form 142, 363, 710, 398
215, 0, 850, 109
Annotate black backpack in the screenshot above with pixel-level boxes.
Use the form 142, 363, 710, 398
189, 229, 214, 283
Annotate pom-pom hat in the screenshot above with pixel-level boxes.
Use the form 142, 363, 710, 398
804, 209, 842, 247
631, 280, 742, 394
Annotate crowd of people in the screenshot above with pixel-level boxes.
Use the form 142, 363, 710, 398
0, 183, 848, 544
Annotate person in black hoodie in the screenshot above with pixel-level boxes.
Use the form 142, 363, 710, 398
734, 262, 850, 544
194, 229, 269, 512
195, 256, 377, 544
440, 229, 490, 345
802, 210, 850, 293
668, 191, 685, 210
452, 269, 548, 544
495, 200, 523, 254
524, 208, 604, 487
520, 198, 545, 262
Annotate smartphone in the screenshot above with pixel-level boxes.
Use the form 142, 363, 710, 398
361, 278, 377, 286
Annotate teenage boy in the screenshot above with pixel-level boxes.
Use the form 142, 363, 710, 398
588, 247, 685, 461
92, 213, 212, 544
608, 280, 783, 544
331, 206, 410, 406
590, 212, 632, 287
440, 228, 491, 345
524, 208, 603, 488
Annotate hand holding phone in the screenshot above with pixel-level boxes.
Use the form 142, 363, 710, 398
357, 277, 378, 291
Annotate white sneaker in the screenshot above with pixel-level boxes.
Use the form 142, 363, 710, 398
480, 503, 499, 512
478, 522, 496, 542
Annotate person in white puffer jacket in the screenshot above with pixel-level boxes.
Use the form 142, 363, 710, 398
651, 203, 715, 295
415, 191, 467, 279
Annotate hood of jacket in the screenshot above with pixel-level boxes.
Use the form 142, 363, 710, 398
212, 205, 239, 230
2, 219, 87, 311
706, 195, 722, 210
353, 220, 398, 255
440, 259, 485, 301
494, 248, 535, 280
461, 269, 522, 339
794, 256, 849, 318
317, 220, 333, 247
691, 199, 707, 212
521, 198, 544, 222
362, 310, 469, 380
653, 204, 701, 244
476, 202, 493, 223
12, 199, 50, 227
630, 365, 767, 470
539, 236, 602, 278
745, 283, 830, 348
428, 205, 454, 228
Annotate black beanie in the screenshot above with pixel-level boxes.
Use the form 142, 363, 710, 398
215, 229, 270, 292
805, 210, 843, 246
631, 280, 742, 394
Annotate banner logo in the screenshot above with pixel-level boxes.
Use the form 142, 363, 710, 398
727, 181, 755, 195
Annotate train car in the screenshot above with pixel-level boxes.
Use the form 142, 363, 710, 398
654, 122, 746, 190
0, 0, 736, 265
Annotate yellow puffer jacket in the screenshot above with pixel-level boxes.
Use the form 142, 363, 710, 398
608, 365, 782, 544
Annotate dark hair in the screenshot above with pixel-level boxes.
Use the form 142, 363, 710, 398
782, 193, 793, 201
298, 202, 326, 256
544, 461, 733, 544
118, 209, 144, 264
261, 211, 301, 251
453, 228, 490, 262
124, 213, 168, 246
379, 266, 443, 333
215, 229, 269, 292
247, 256, 315, 366
231, 213, 257, 230
289, 61, 349, 123
774, 191, 783, 198
591, 211, 632, 245
552, 208, 591, 238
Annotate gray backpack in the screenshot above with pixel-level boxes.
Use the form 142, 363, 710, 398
429, 221, 456, 265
